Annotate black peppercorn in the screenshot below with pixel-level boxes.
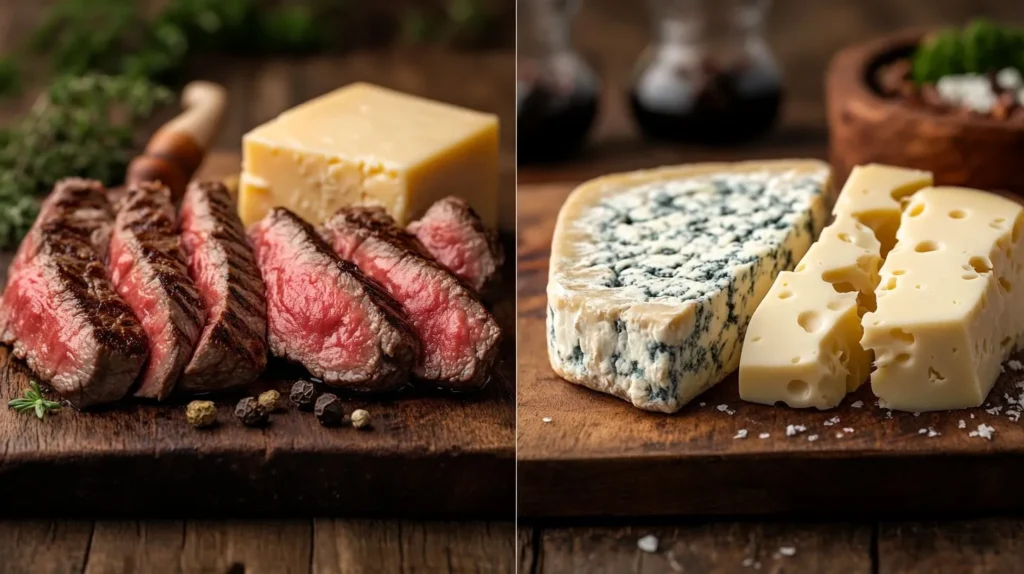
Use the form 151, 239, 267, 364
290, 380, 317, 410
234, 397, 268, 427
314, 393, 345, 426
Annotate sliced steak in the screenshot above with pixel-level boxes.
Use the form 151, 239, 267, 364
407, 196, 504, 296
0, 179, 148, 408
108, 182, 203, 400
177, 181, 268, 393
250, 208, 417, 390
321, 207, 502, 388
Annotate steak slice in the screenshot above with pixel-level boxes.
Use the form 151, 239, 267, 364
407, 196, 504, 296
250, 208, 417, 390
321, 207, 502, 388
178, 181, 268, 393
109, 182, 204, 400
0, 179, 148, 408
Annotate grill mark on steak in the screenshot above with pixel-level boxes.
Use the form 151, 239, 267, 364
177, 181, 268, 393
109, 181, 203, 400
321, 206, 502, 388
407, 196, 504, 297
0, 179, 148, 408
251, 208, 418, 391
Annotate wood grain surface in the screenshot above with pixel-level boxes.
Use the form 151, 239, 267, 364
0, 519, 516, 574
518, 181, 1024, 519
0, 152, 515, 519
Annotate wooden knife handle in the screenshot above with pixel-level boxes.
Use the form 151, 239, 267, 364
126, 81, 228, 198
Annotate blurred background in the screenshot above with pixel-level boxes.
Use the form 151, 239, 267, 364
518, 0, 1023, 182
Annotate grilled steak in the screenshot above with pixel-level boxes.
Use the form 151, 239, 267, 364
321, 207, 501, 388
177, 181, 268, 393
109, 182, 203, 400
0, 179, 148, 407
407, 196, 504, 296
250, 208, 417, 390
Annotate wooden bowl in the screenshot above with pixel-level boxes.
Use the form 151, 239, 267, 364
827, 29, 1024, 194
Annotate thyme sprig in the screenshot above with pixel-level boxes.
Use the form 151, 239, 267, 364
8, 381, 61, 420
913, 19, 1024, 84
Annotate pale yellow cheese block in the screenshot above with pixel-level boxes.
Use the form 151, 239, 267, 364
832, 164, 933, 255
239, 82, 499, 228
862, 187, 1024, 412
740, 214, 881, 409
740, 163, 933, 409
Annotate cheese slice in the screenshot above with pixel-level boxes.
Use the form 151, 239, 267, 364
739, 214, 881, 408
240, 82, 499, 228
862, 187, 1024, 411
832, 164, 933, 255
739, 163, 932, 409
547, 160, 829, 412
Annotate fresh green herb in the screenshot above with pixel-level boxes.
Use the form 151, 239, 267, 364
8, 381, 61, 419
0, 74, 173, 248
913, 19, 1024, 84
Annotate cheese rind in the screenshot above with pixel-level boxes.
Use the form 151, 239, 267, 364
240, 82, 498, 228
739, 214, 881, 409
832, 164, 933, 255
547, 160, 830, 412
861, 187, 1024, 411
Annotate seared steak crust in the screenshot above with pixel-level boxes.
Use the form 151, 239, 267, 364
251, 208, 418, 390
109, 182, 203, 400
321, 207, 502, 388
0, 179, 148, 407
407, 196, 504, 296
178, 181, 267, 392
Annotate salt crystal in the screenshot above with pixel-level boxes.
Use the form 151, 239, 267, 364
734, 429, 748, 439
823, 416, 840, 426
928, 429, 940, 438
759, 432, 770, 439
843, 427, 855, 433
958, 419, 966, 429
807, 434, 819, 442
778, 546, 796, 557
786, 424, 807, 437
987, 406, 1004, 415
742, 558, 754, 567
969, 424, 996, 440
851, 401, 863, 408
918, 428, 928, 435
699, 402, 706, 407
717, 404, 735, 415
1010, 360, 1024, 371
835, 432, 844, 438
542, 417, 552, 423
637, 534, 659, 553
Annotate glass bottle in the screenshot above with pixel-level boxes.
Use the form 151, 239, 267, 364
517, 0, 600, 164
629, 0, 782, 144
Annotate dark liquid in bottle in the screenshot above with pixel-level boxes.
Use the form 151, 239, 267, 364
630, 61, 782, 145
517, 81, 599, 164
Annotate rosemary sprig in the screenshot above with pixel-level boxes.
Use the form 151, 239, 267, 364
913, 18, 1024, 84
8, 381, 61, 420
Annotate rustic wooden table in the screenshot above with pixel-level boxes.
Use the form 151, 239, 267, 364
518, 1, 1024, 572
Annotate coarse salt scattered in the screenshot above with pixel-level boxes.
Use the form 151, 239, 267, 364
969, 424, 996, 440
851, 400, 863, 408
987, 406, 1004, 415
1009, 411, 1021, 422
913, 412, 921, 417
759, 432, 770, 439
971, 414, 976, 419
823, 416, 840, 426
958, 419, 967, 429
786, 424, 807, 437
1010, 360, 1024, 371
918, 428, 927, 435
717, 404, 735, 415
778, 546, 796, 557
843, 427, 855, 433
928, 428, 940, 437
699, 402, 706, 407
542, 417, 552, 423
807, 434, 819, 442
734, 429, 748, 439
835, 432, 844, 438
742, 558, 754, 567
637, 534, 659, 553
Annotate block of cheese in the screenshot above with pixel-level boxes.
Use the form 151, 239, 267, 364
547, 160, 830, 412
833, 164, 933, 254
739, 214, 881, 409
861, 187, 1024, 411
240, 82, 499, 228
739, 163, 933, 409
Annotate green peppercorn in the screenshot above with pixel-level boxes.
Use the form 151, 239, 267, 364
234, 397, 268, 427
290, 380, 317, 410
186, 400, 217, 428
314, 393, 345, 426
258, 389, 281, 412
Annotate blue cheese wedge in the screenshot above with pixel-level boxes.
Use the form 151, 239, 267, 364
546, 160, 830, 412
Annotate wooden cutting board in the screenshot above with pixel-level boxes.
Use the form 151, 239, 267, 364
0, 152, 515, 518
518, 181, 1024, 520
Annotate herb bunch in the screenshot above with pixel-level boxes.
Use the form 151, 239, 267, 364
8, 381, 61, 420
0, 75, 172, 247
913, 19, 1024, 85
